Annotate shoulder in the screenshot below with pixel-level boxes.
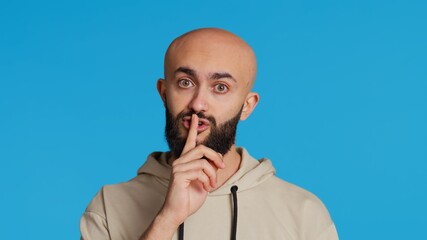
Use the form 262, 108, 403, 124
84, 173, 166, 214
266, 176, 331, 215
269, 176, 321, 201
81, 175, 169, 239
265, 176, 337, 237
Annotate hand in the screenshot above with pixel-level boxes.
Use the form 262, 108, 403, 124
159, 114, 226, 227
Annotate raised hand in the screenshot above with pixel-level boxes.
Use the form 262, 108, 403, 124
160, 114, 225, 227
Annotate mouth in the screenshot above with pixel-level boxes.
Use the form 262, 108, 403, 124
182, 116, 210, 133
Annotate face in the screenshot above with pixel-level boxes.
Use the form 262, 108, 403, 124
158, 29, 259, 157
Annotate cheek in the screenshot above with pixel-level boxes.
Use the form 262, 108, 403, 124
215, 105, 242, 125
166, 90, 190, 113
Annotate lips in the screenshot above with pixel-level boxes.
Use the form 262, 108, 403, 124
182, 116, 210, 133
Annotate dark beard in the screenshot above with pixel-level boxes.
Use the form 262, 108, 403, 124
165, 107, 242, 158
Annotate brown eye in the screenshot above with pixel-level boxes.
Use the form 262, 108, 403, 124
214, 83, 229, 93
178, 79, 194, 88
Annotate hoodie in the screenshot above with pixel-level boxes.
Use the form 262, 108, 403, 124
80, 148, 338, 240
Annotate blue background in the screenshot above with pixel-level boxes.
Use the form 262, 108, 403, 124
0, 0, 426, 239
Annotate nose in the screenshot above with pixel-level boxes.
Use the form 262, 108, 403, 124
188, 87, 209, 113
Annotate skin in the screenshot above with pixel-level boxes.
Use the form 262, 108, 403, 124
140, 28, 260, 240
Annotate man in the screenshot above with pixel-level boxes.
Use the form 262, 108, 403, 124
80, 28, 338, 240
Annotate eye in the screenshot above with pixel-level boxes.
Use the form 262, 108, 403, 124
178, 79, 194, 88
213, 83, 229, 93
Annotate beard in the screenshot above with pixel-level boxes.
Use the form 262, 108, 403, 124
165, 106, 242, 158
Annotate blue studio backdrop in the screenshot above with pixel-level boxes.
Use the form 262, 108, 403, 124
0, 0, 426, 239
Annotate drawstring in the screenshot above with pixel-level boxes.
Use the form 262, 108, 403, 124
178, 185, 239, 240
230, 185, 239, 240
178, 222, 184, 240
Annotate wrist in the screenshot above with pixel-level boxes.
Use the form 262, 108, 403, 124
156, 208, 183, 230
140, 211, 180, 240
155, 209, 184, 230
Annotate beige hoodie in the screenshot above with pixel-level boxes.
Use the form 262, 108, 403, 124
80, 148, 338, 240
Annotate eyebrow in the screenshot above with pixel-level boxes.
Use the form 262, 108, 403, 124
174, 67, 196, 78
211, 72, 236, 82
174, 66, 236, 82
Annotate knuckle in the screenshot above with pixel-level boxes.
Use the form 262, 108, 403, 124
201, 145, 210, 151
198, 171, 207, 181
199, 160, 210, 169
196, 144, 206, 151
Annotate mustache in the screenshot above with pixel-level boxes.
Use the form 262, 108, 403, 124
177, 110, 217, 127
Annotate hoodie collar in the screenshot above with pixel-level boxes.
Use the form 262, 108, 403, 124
137, 148, 276, 195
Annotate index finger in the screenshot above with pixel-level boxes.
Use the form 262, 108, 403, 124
181, 114, 198, 155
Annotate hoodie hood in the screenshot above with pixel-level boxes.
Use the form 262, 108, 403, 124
137, 147, 276, 196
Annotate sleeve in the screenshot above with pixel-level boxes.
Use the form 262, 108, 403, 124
80, 187, 111, 240
299, 193, 339, 240
316, 223, 339, 240
80, 211, 111, 240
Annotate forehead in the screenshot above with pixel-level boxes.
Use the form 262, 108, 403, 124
165, 35, 255, 85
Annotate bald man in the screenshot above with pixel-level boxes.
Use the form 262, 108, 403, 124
80, 28, 338, 240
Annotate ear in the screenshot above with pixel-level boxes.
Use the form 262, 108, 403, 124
240, 92, 259, 120
157, 78, 167, 106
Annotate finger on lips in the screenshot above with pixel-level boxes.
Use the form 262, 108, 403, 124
183, 114, 224, 169
172, 113, 225, 191
181, 114, 198, 155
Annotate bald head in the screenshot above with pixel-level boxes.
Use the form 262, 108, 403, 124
164, 28, 257, 91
